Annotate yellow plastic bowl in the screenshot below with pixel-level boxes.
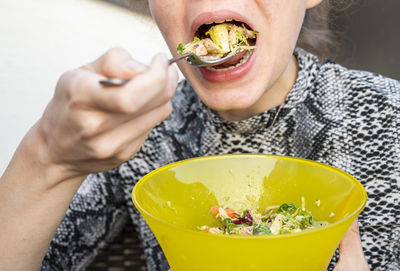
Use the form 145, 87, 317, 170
132, 154, 367, 271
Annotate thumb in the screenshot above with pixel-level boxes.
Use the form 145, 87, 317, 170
82, 47, 147, 80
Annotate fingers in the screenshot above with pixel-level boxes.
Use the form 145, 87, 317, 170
125, 63, 178, 117
336, 219, 370, 271
41, 48, 178, 176
83, 47, 147, 80
71, 53, 177, 116
102, 53, 173, 115
339, 219, 363, 257
52, 49, 178, 168
83, 101, 173, 161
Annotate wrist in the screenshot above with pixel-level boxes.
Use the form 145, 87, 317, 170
1, 122, 86, 192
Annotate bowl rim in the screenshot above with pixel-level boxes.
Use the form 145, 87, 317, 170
132, 154, 368, 240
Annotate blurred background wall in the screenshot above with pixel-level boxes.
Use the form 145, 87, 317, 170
0, 0, 399, 173
333, 0, 399, 79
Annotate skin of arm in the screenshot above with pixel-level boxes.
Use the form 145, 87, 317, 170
0, 48, 178, 270
0, 128, 86, 270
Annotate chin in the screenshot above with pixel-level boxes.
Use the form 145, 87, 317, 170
194, 82, 263, 112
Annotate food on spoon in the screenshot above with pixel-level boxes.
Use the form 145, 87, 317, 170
199, 203, 328, 235
177, 22, 258, 61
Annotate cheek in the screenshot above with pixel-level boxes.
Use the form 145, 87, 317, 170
255, 0, 306, 40
149, 1, 173, 29
148, 0, 185, 52
255, 1, 306, 73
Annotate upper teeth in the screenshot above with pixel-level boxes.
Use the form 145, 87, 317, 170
205, 19, 233, 25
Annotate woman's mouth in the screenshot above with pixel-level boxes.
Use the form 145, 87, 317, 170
197, 19, 257, 82
199, 48, 256, 82
180, 16, 258, 83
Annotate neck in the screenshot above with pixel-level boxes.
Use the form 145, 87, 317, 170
217, 55, 299, 121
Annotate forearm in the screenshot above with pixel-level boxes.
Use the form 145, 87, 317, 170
0, 123, 86, 270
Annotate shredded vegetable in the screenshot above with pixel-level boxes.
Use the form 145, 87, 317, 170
199, 202, 328, 236
177, 23, 258, 60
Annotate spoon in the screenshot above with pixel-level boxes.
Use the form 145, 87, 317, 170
99, 52, 235, 86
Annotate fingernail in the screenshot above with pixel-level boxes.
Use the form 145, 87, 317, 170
123, 60, 147, 73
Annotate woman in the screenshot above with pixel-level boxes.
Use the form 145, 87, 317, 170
0, 0, 398, 270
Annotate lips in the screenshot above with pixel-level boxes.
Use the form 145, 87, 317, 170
199, 49, 257, 83
190, 10, 258, 83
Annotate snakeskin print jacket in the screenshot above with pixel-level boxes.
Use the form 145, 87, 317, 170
41, 49, 400, 271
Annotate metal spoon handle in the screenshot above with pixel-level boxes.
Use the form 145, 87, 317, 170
99, 78, 128, 86
99, 53, 193, 87
168, 52, 193, 65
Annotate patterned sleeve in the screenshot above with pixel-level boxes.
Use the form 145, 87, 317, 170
40, 169, 129, 270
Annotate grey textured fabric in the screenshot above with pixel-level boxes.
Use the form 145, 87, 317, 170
86, 224, 147, 271
41, 48, 400, 271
